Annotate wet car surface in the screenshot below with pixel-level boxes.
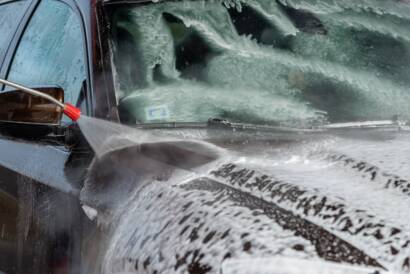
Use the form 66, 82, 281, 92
78, 126, 410, 274
1, 0, 410, 273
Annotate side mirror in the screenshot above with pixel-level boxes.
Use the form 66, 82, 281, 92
0, 86, 64, 125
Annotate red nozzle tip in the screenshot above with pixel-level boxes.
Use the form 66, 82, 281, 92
64, 103, 81, 121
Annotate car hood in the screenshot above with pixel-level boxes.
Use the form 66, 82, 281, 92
81, 127, 410, 274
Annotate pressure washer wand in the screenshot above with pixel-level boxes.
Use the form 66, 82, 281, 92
0, 79, 81, 121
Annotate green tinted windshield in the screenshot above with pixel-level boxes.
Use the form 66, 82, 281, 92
108, 0, 410, 126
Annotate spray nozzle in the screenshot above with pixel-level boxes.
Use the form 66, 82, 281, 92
0, 79, 81, 122
64, 103, 82, 121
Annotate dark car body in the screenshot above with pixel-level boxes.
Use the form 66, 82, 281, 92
1, 0, 410, 274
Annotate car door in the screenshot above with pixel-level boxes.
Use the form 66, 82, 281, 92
0, 0, 90, 273
0, 1, 32, 273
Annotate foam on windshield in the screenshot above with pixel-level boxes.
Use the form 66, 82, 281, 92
111, 0, 410, 125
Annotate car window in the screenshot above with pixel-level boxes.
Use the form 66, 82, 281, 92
0, 0, 29, 66
6, 0, 86, 113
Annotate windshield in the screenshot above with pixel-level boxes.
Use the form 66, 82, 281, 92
107, 0, 410, 127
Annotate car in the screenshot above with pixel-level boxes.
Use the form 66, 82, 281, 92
0, 0, 410, 273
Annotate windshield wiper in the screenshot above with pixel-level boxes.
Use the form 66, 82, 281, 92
320, 119, 409, 130
134, 118, 323, 133
134, 117, 410, 133
134, 121, 208, 129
